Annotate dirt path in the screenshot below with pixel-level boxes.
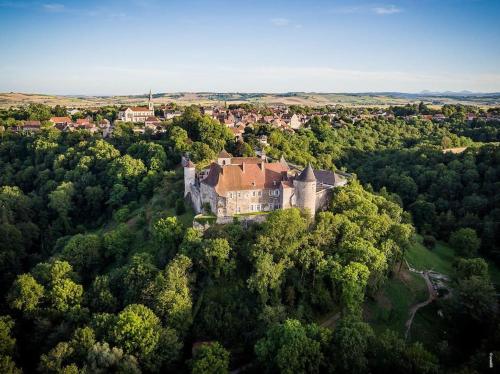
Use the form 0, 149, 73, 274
319, 311, 341, 329
404, 266, 437, 340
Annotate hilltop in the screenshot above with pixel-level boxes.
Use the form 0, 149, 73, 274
1, 91, 500, 109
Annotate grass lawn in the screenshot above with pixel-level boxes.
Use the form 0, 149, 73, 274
364, 267, 427, 336
405, 235, 455, 275
408, 301, 448, 349
406, 235, 500, 286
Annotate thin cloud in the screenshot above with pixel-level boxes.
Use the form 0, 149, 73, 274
43, 3, 66, 12
270, 17, 290, 27
331, 4, 402, 16
372, 5, 402, 15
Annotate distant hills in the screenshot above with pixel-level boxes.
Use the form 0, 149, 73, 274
1, 91, 499, 108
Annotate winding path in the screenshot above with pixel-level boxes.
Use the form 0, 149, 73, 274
404, 262, 437, 340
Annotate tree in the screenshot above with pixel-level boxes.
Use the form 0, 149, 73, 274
85, 342, 140, 374
191, 342, 230, 374
255, 319, 330, 374
452, 275, 496, 324
449, 228, 480, 257
30, 260, 83, 315
102, 223, 133, 261
48, 181, 75, 229
152, 217, 184, 263
111, 304, 161, 358
120, 253, 158, 305
370, 330, 438, 374
61, 233, 102, 275
329, 318, 374, 373
8, 274, 44, 314
0, 316, 16, 357
201, 238, 234, 279
330, 261, 370, 317
454, 257, 489, 279
89, 275, 118, 313
248, 252, 288, 304
111, 304, 181, 370
149, 255, 193, 333
108, 155, 146, 185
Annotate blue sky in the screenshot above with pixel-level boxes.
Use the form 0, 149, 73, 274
1, 0, 499, 94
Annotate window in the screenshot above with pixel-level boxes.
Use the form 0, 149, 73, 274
229, 192, 233, 198
237, 207, 240, 213
258, 191, 262, 196
252, 191, 256, 197
269, 190, 272, 196
237, 192, 241, 198
274, 189, 280, 196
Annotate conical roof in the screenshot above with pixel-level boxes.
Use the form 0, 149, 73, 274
296, 164, 316, 182
279, 155, 289, 169
218, 149, 232, 158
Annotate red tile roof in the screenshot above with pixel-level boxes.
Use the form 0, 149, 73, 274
23, 120, 41, 127
129, 106, 151, 112
202, 160, 289, 195
49, 116, 72, 123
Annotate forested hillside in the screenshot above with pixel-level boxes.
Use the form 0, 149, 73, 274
0, 104, 499, 373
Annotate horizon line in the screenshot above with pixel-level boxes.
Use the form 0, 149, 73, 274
3, 90, 500, 97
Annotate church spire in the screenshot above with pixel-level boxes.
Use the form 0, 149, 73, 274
148, 89, 153, 111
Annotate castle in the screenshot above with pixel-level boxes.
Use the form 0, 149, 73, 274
183, 150, 347, 221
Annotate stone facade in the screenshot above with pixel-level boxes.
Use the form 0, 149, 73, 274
183, 151, 348, 219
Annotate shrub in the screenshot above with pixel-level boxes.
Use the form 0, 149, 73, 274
423, 235, 436, 249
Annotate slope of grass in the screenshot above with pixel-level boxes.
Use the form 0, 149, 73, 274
364, 268, 427, 336
405, 236, 455, 275
407, 235, 500, 286
408, 302, 448, 349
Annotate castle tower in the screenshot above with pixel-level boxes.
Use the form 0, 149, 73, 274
184, 160, 196, 197
293, 164, 317, 217
217, 149, 232, 166
148, 89, 154, 111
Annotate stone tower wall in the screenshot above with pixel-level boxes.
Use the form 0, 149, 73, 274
294, 180, 317, 217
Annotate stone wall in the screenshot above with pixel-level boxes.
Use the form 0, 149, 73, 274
222, 188, 282, 216
281, 186, 295, 209
216, 214, 268, 226
315, 187, 333, 212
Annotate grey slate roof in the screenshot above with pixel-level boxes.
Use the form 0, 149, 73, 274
296, 164, 316, 182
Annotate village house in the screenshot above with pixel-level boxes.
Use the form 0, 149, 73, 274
282, 113, 301, 129
184, 150, 347, 222
23, 120, 42, 132
49, 116, 72, 127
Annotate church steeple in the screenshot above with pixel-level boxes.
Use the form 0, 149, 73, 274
148, 89, 153, 111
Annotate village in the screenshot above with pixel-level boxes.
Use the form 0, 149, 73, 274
4, 91, 500, 139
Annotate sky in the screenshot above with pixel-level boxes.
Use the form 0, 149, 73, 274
0, 0, 500, 94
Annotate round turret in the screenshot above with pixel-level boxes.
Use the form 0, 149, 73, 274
293, 164, 317, 217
